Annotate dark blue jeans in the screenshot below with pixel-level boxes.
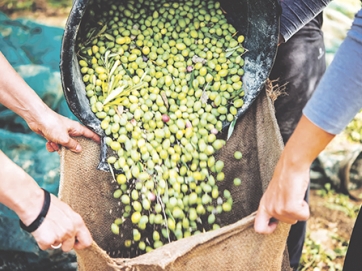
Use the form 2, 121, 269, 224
269, 13, 326, 269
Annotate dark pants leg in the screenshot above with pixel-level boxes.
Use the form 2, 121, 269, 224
269, 13, 326, 269
343, 206, 362, 271
286, 186, 310, 268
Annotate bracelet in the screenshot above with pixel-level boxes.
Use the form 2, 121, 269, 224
19, 188, 51, 233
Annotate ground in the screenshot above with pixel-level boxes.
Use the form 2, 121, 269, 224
304, 190, 358, 270
1, 1, 362, 270
299, 132, 362, 270
0, 0, 71, 27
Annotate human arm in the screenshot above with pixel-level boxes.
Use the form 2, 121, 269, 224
0, 52, 100, 152
0, 150, 92, 251
254, 115, 335, 233
255, 8, 362, 233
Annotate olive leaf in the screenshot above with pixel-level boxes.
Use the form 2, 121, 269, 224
161, 91, 169, 109
225, 45, 249, 58
108, 163, 117, 183
227, 118, 238, 140
225, 46, 241, 58
106, 97, 127, 107
104, 33, 115, 41
83, 24, 108, 47
104, 50, 111, 69
157, 193, 171, 243
103, 85, 127, 105
103, 81, 146, 106
121, 62, 132, 77
206, 67, 217, 77
229, 87, 245, 100
192, 55, 207, 64
188, 69, 196, 90
137, 162, 144, 172
201, 82, 210, 104
109, 59, 121, 78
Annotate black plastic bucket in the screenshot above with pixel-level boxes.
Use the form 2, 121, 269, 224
60, 0, 280, 171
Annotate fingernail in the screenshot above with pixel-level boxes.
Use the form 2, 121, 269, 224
76, 145, 82, 152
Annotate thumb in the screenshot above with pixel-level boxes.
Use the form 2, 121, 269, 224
254, 207, 278, 234
74, 228, 93, 250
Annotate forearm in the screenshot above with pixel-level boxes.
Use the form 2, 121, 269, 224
281, 115, 335, 171
0, 150, 93, 251
280, 0, 331, 42
0, 52, 51, 124
254, 115, 334, 232
0, 151, 44, 225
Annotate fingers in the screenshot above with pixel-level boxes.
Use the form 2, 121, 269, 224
78, 125, 101, 144
255, 201, 310, 234
60, 136, 83, 153
61, 236, 76, 252
254, 206, 279, 234
67, 120, 101, 144
45, 134, 81, 153
50, 243, 63, 249
68, 212, 93, 250
73, 226, 93, 250
57, 120, 100, 153
274, 201, 310, 223
45, 142, 55, 152
31, 196, 93, 252
46, 136, 84, 153
37, 232, 91, 252
52, 234, 92, 252
298, 200, 311, 221
29, 109, 101, 153
46, 141, 60, 152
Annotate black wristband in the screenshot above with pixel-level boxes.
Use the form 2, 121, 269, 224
19, 188, 51, 233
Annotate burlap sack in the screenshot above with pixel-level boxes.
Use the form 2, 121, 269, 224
59, 88, 292, 271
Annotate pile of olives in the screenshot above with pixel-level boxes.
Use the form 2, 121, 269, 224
76, 0, 244, 256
